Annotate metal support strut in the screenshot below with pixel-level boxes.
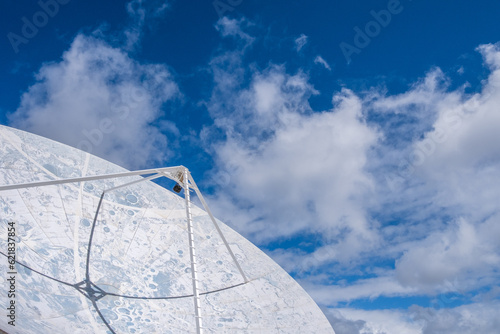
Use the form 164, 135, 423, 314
0, 164, 250, 333
183, 167, 203, 334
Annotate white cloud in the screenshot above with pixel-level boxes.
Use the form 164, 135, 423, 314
410, 53, 500, 220
295, 33, 308, 52
364, 44, 500, 297
204, 23, 382, 271
206, 58, 380, 254
315, 55, 332, 71
411, 302, 500, 334
9, 34, 179, 169
315, 47, 500, 323
302, 276, 417, 306
395, 217, 500, 291
326, 308, 422, 334
324, 302, 500, 334
205, 26, 500, 323
9, 0, 179, 169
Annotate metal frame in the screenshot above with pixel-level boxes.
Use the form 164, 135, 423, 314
183, 168, 203, 333
0, 165, 248, 334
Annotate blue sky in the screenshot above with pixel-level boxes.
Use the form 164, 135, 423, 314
2, 1, 500, 333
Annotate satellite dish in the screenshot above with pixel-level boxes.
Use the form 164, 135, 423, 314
0, 125, 334, 333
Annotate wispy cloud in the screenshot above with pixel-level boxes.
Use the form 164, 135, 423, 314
215, 17, 254, 46
125, 0, 170, 50
295, 33, 308, 52
314, 55, 332, 71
